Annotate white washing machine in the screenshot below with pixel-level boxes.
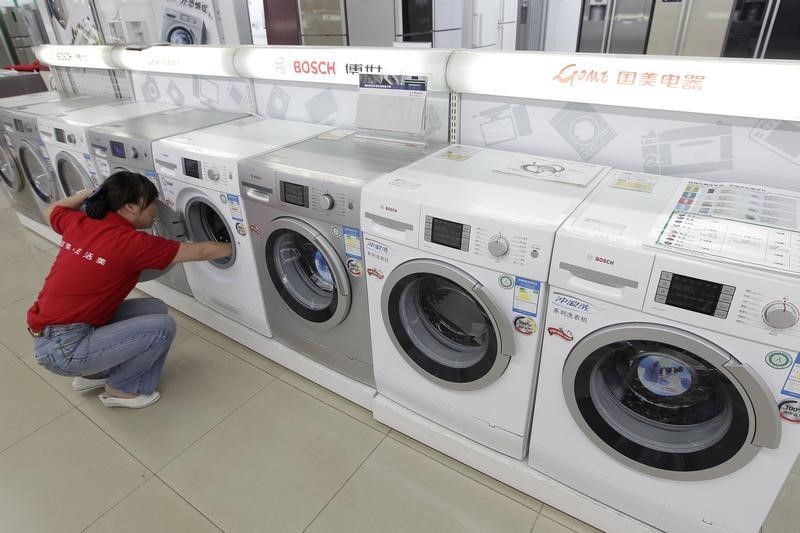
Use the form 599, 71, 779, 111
362, 145, 610, 459
38, 101, 176, 202
530, 170, 800, 533
161, 6, 206, 44
240, 134, 440, 387
152, 116, 335, 336
0, 91, 87, 224
3, 95, 118, 223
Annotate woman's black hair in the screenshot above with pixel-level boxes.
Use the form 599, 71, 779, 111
84, 171, 158, 220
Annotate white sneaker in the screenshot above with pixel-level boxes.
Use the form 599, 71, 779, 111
98, 391, 160, 409
71, 376, 107, 392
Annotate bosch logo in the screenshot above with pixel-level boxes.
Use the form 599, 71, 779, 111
381, 205, 398, 213
294, 60, 336, 75
594, 256, 615, 266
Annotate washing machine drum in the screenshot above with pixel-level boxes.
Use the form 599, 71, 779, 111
0, 144, 22, 193
381, 260, 515, 390
184, 197, 235, 268
139, 199, 184, 282
19, 142, 54, 202
167, 26, 195, 45
563, 323, 780, 480
265, 222, 351, 327
56, 152, 93, 197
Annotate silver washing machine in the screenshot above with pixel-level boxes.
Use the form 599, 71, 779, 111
2, 95, 116, 223
161, 7, 206, 45
89, 107, 247, 296
240, 134, 441, 386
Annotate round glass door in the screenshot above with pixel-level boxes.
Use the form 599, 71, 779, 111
56, 153, 92, 197
184, 198, 235, 268
168, 27, 194, 45
564, 323, 763, 480
265, 218, 350, 327
382, 260, 514, 390
0, 144, 22, 192
19, 143, 53, 202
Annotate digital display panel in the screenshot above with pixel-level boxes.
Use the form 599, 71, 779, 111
110, 141, 125, 159
55, 128, 65, 143
13, 119, 23, 132
664, 274, 723, 316
183, 158, 201, 179
280, 181, 308, 207
430, 217, 464, 250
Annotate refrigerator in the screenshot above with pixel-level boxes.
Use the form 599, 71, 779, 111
646, 0, 735, 56
298, 0, 348, 45
498, 0, 517, 49
0, 7, 37, 64
347, 0, 395, 45
468, 0, 500, 49
543, 0, 582, 51
516, 0, 546, 50
722, 0, 769, 57
577, 0, 655, 54
760, 0, 800, 59
395, 0, 464, 47
265, 0, 302, 44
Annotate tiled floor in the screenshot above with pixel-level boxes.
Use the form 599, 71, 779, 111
0, 195, 797, 533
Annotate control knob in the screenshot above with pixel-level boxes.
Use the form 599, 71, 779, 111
320, 194, 335, 210
207, 168, 220, 181
66, 133, 76, 144
762, 301, 799, 329
487, 235, 510, 257
130, 147, 139, 159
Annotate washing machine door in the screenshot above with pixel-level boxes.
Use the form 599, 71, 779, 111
183, 196, 235, 268
55, 151, 94, 197
381, 258, 515, 391
563, 322, 781, 481
18, 141, 54, 202
264, 217, 352, 329
166, 25, 195, 45
0, 143, 22, 193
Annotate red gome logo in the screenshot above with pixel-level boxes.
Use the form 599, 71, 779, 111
293, 60, 336, 75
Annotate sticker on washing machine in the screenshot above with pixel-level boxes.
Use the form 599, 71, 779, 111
778, 399, 800, 423
437, 145, 479, 162
96, 158, 110, 178
512, 277, 540, 317
344, 226, 362, 259
767, 351, 794, 370
144, 170, 159, 188
780, 354, 800, 400
546, 326, 574, 342
235, 222, 247, 236
347, 258, 363, 277
365, 239, 391, 264
513, 316, 536, 336
227, 194, 243, 222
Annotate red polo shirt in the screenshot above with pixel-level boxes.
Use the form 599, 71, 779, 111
27, 206, 180, 331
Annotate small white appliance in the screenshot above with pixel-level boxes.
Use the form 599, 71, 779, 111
152, 116, 335, 336
38, 101, 175, 201
362, 145, 610, 459
530, 169, 800, 533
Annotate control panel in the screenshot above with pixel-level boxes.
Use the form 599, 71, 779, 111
273, 172, 359, 224
38, 121, 89, 152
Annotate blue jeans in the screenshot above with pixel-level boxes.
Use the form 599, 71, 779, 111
33, 298, 177, 395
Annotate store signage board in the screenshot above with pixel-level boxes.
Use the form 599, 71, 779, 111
233, 47, 452, 92
446, 51, 800, 121
111, 45, 239, 77
35, 45, 117, 70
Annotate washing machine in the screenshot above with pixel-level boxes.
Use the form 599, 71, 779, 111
153, 116, 335, 336
88, 107, 247, 296
530, 169, 800, 533
2, 95, 118, 224
161, 7, 206, 44
0, 91, 86, 224
37, 100, 176, 211
362, 146, 610, 458
240, 134, 442, 386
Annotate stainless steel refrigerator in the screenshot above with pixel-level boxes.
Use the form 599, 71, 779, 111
577, 0, 655, 54
395, 0, 463, 47
646, 0, 735, 56
0, 7, 37, 64
298, 0, 348, 45
347, 0, 395, 45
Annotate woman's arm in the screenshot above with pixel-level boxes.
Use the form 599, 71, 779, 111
170, 241, 233, 264
44, 188, 93, 221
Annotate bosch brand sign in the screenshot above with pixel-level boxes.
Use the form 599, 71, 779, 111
595, 256, 615, 266
293, 60, 336, 75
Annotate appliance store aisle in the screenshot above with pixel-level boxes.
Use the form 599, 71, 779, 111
0, 198, 796, 532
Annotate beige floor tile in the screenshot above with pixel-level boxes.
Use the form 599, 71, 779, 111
0, 410, 150, 533
0, 296, 38, 355
0, 255, 52, 308
540, 505, 603, 533
307, 437, 538, 533
169, 308, 206, 334
10, 226, 56, 252
195, 325, 287, 377
763, 473, 800, 533
160, 380, 384, 532
85, 476, 221, 533
280, 369, 389, 434
78, 335, 274, 471
0, 230, 33, 268
0, 341, 15, 365
532, 515, 575, 533
21, 351, 101, 406
0, 359, 72, 452
0, 206, 20, 232
389, 430, 544, 513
